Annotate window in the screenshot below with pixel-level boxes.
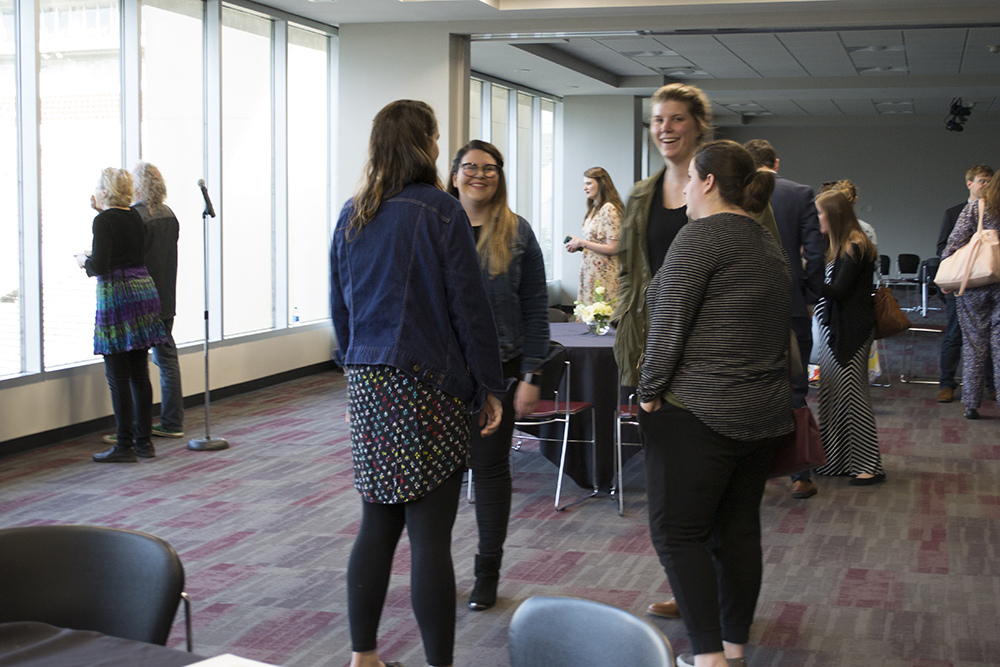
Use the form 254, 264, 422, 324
470, 77, 560, 280
221, 6, 273, 336
490, 84, 508, 157
0, 0, 17, 375
286, 25, 330, 326
469, 78, 481, 141
39, 0, 121, 369
140, 0, 204, 345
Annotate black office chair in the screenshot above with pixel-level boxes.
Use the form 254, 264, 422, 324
509, 596, 674, 667
879, 254, 890, 278
0, 525, 192, 650
897, 253, 920, 280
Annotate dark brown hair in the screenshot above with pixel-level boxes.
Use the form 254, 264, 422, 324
583, 167, 624, 221
692, 140, 774, 216
349, 100, 440, 236
742, 139, 777, 169
447, 140, 518, 276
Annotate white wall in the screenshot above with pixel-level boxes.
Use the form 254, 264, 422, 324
336, 23, 468, 209
720, 123, 1000, 265
0, 327, 334, 446
559, 95, 639, 305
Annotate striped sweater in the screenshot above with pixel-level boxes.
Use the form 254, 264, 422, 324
637, 212, 795, 441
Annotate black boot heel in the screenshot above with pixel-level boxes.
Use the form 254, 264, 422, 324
469, 554, 500, 611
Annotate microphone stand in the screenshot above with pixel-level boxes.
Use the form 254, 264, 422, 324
188, 183, 229, 451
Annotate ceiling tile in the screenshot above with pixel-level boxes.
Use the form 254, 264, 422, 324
904, 28, 965, 75
834, 98, 878, 115
791, 99, 843, 116
654, 34, 759, 79
778, 32, 857, 77
839, 30, 903, 48
716, 33, 807, 77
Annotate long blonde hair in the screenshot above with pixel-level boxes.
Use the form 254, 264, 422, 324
816, 190, 877, 264
349, 100, 440, 238
446, 140, 518, 276
583, 167, 624, 222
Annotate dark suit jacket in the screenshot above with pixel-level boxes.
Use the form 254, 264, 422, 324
769, 174, 824, 318
936, 202, 967, 258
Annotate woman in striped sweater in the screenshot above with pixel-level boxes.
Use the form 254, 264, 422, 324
637, 140, 793, 667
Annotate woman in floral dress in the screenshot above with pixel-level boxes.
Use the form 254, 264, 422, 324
566, 166, 624, 305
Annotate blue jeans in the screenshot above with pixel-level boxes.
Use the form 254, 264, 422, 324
790, 316, 812, 483
151, 318, 183, 430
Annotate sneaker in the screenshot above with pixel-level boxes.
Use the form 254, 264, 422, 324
151, 423, 184, 438
102, 433, 117, 445
93, 445, 137, 463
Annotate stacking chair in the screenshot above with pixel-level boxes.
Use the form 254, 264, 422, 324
509, 596, 674, 667
0, 524, 193, 651
896, 253, 921, 310
879, 254, 890, 278
514, 343, 597, 510
612, 387, 643, 517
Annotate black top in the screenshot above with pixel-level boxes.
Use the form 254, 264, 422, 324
646, 173, 687, 278
84, 208, 147, 278
135, 202, 180, 320
936, 201, 967, 258
821, 243, 876, 367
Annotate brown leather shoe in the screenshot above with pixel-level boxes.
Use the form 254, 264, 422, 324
937, 387, 954, 403
646, 598, 681, 619
791, 480, 818, 499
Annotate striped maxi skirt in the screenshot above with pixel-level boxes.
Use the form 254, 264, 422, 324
813, 311, 883, 477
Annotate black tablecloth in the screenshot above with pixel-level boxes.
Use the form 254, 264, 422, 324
532, 322, 640, 492
0, 622, 204, 667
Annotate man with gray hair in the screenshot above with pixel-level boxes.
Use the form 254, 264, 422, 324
131, 163, 185, 442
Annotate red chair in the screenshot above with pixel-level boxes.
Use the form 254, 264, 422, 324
515, 344, 597, 511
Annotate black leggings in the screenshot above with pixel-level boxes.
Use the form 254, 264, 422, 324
469, 359, 519, 557
103, 349, 152, 446
347, 469, 463, 666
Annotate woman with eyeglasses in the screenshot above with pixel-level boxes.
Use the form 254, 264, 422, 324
331, 101, 505, 667
447, 140, 549, 612
565, 166, 624, 305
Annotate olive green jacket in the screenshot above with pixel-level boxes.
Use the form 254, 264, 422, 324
612, 168, 780, 387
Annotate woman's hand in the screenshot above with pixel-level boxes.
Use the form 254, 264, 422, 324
565, 235, 586, 253
479, 392, 503, 436
640, 396, 662, 413
513, 381, 541, 418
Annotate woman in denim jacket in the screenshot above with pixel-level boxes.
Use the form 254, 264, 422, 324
331, 101, 505, 667
447, 140, 549, 612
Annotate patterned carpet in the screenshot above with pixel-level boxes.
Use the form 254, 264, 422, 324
2, 317, 1000, 667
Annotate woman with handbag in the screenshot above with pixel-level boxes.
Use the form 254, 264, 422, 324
942, 176, 1000, 420
812, 190, 883, 485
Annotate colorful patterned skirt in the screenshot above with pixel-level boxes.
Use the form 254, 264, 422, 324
345, 364, 470, 504
94, 266, 166, 355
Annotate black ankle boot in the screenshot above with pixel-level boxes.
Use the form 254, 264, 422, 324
93, 444, 137, 463
469, 554, 501, 611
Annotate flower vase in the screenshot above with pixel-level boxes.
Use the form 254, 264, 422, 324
587, 320, 611, 336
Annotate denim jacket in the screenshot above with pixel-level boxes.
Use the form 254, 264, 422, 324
480, 217, 550, 375
330, 183, 505, 412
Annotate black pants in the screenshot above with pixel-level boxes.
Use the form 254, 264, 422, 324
347, 470, 463, 667
469, 359, 519, 557
103, 349, 153, 447
640, 402, 779, 656
789, 315, 813, 483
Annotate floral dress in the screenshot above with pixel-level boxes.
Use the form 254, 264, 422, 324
577, 202, 621, 305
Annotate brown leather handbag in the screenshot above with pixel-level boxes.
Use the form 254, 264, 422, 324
873, 285, 910, 340
768, 406, 825, 479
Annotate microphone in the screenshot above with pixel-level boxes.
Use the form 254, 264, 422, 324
198, 179, 216, 218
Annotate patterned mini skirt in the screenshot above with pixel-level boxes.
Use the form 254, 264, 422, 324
346, 364, 470, 504
94, 266, 166, 355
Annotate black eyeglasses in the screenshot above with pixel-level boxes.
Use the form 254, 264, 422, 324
460, 163, 499, 178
